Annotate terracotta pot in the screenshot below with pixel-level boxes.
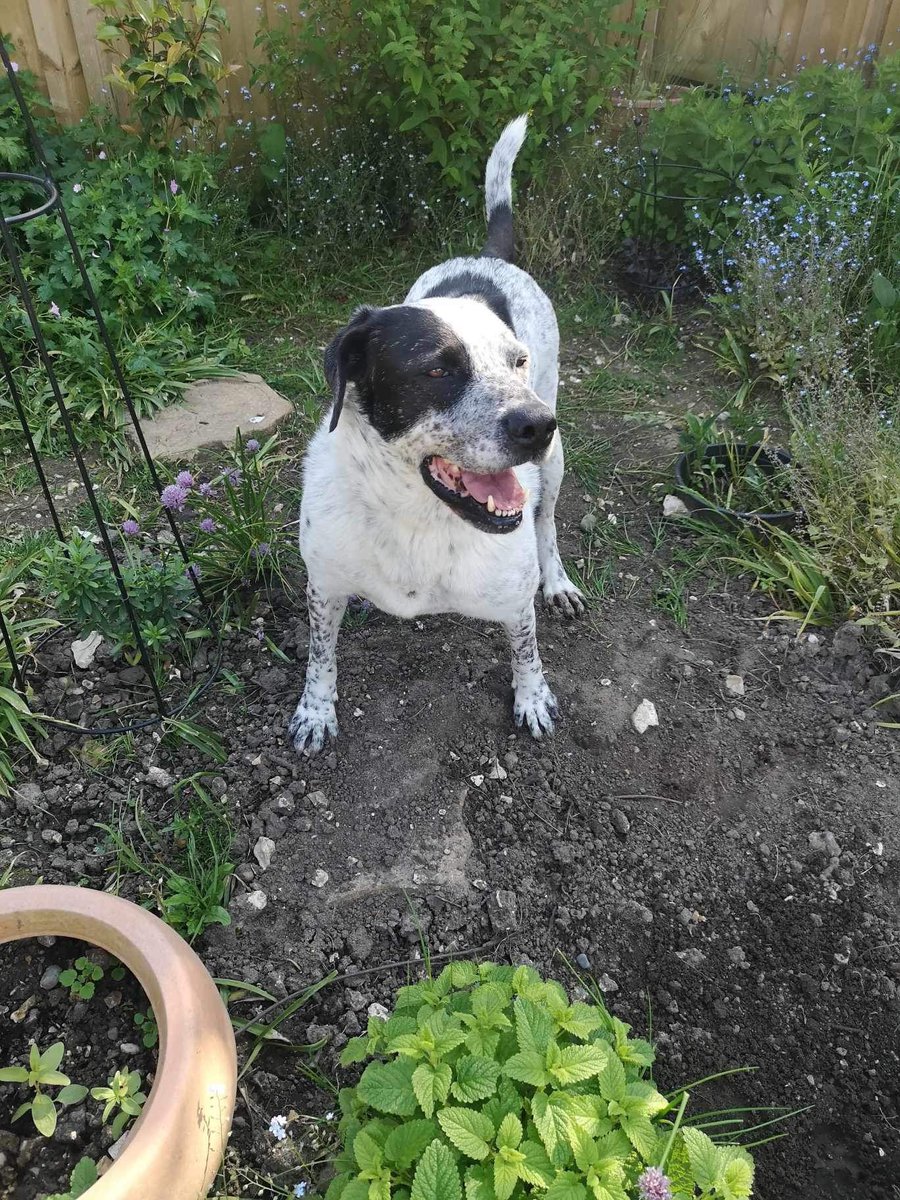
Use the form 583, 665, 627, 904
0, 885, 237, 1199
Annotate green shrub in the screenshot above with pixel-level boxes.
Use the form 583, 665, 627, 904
94, 0, 233, 143
332, 962, 759, 1200
255, 0, 646, 200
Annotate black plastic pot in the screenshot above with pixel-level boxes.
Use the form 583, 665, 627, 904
674, 442, 800, 532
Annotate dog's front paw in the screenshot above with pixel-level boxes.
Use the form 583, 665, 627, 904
542, 571, 586, 618
513, 676, 559, 739
288, 695, 338, 755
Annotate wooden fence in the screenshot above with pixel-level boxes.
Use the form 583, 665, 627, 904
4, 0, 900, 127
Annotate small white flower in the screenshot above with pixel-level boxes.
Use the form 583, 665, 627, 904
294, 1185, 308, 1198
72, 183, 83, 193
269, 1114, 288, 1141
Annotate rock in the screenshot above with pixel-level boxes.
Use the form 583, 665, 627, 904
41, 829, 63, 845
310, 868, 329, 888
596, 973, 619, 993
347, 990, 368, 1012
367, 1002, 390, 1020
728, 946, 749, 968
488, 758, 508, 781
674, 948, 707, 969
809, 831, 842, 859
119, 1042, 140, 1055
71, 631, 103, 669
131, 372, 293, 460
237, 889, 268, 913
253, 836, 276, 870
831, 622, 864, 659
631, 699, 659, 734
486, 889, 519, 933
663, 494, 689, 517
610, 809, 630, 837
145, 766, 173, 790
724, 674, 745, 697
40, 965, 61, 990
575, 952, 591, 970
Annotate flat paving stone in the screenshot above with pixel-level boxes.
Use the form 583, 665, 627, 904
130, 372, 293, 460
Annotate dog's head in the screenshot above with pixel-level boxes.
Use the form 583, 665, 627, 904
323, 298, 555, 534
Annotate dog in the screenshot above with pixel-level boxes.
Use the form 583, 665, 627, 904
289, 114, 584, 755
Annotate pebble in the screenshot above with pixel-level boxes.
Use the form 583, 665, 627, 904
575, 952, 591, 970
725, 674, 745, 697
367, 1002, 390, 1020
610, 809, 631, 837
253, 836, 276, 871
40, 965, 60, 990
145, 766, 173, 789
631, 699, 659, 734
596, 973, 619, 993
486, 888, 519, 933
119, 1042, 140, 1055
310, 868, 329, 888
41, 829, 63, 845
242, 890, 268, 912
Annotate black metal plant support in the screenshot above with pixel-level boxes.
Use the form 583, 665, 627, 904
0, 38, 219, 735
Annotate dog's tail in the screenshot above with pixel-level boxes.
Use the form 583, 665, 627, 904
481, 113, 528, 264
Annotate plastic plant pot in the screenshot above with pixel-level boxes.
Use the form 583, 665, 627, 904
674, 442, 800, 532
0, 885, 236, 1199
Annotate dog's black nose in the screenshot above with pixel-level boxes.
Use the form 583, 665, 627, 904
502, 406, 557, 455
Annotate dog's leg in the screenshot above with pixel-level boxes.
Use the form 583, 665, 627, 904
505, 603, 558, 738
289, 583, 347, 755
535, 432, 585, 617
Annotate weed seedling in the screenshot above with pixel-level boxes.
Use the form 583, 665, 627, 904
58, 956, 104, 1001
133, 1007, 159, 1049
91, 1068, 147, 1139
43, 1156, 98, 1200
0, 1041, 87, 1137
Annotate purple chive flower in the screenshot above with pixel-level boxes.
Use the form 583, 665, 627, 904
250, 542, 271, 559
49, 302, 61, 318
199, 517, 217, 534
121, 518, 140, 537
175, 470, 195, 489
160, 483, 188, 512
226, 467, 242, 486
198, 481, 217, 498
169, 179, 179, 195
638, 1168, 672, 1200
245, 438, 260, 453
185, 563, 202, 582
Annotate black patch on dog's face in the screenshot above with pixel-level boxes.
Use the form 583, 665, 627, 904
420, 271, 514, 332
324, 306, 472, 439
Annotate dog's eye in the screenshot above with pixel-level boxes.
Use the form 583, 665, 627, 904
516, 355, 528, 369
426, 367, 447, 378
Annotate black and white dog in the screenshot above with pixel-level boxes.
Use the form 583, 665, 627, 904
290, 115, 584, 755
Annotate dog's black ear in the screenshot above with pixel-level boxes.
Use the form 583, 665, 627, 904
324, 305, 377, 432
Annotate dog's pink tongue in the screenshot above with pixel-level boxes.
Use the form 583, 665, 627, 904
461, 467, 526, 508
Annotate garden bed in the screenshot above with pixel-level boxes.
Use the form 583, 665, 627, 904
0, 320, 897, 1199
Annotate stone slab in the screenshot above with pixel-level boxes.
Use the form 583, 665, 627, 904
130, 372, 293, 461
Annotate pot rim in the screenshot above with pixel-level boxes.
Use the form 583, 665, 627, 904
674, 442, 801, 524
0, 884, 236, 1200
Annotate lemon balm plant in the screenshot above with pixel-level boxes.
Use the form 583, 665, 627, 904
331, 963, 758, 1200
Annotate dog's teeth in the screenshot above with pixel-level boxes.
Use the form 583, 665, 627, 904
487, 495, 495, 513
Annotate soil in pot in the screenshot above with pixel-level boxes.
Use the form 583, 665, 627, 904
675, 441, 800, 530
0, 937, 157, 1200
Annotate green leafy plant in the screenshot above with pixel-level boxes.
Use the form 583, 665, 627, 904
58, 955, 105, 1001
44, 1156, 98, 1200
90, 1067, 147, 1139
34, 530, 201, 664
100, 771, 233, 942
0, 554, 56, 794
330, 962, 764, 1200
0, 1041, 88, 1137
133, 1007, 159, 1049
95, 0, 234, 142
256, 0, 647, 199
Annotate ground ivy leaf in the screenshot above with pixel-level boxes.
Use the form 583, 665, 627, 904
514, 997, 554, 1055
595, 1050, 626, 1103
358, 1058, 419, 1116
518, 1139, 555, 1187
720, 1146, 755, 1200
492, 1155, 519, 1200
682, 1127, 721, 1191
354, 1130, 384, 1173
451, 1055, 500, 1103
437, 1107, 494, 1160
496, 1113, 523, 1150
555, 1002, 605, 1041
621, 1114, 657, 1161
385, 1119, 439, 1169
545, 1173, 588, 1200
410, 1139, 462, 1200
413, 1062, 452, 1118
548, 1044, 607, 1085
502, 1050, 550, 1088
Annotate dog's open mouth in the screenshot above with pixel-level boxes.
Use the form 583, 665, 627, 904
421, 455, 526, 533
